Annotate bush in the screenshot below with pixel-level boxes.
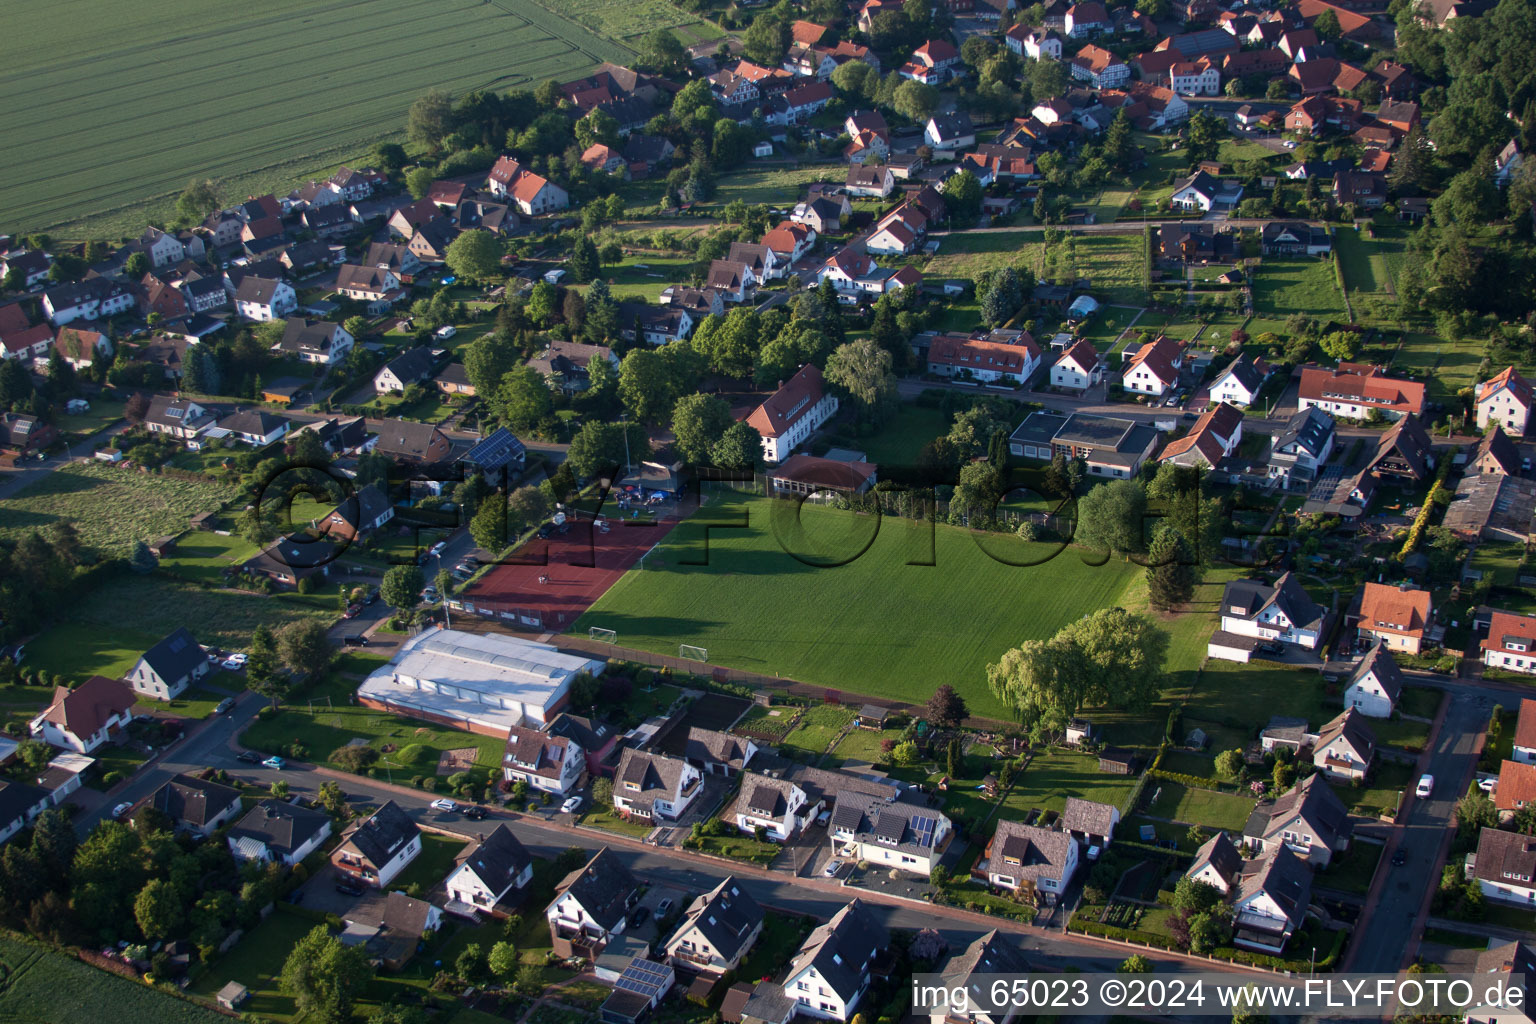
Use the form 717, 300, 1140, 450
330, 744, 381, 772
102, 770, 123, 785
397, 743, 429, 764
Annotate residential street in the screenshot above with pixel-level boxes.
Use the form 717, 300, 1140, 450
0, 419, 127, 499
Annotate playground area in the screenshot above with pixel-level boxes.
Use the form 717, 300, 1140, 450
457, 507, 683, 633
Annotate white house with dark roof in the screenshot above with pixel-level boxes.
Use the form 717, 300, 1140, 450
613, 748, 702, 821
829, 791, 952, 874
982, 820, 1079, 895
501, 724, 583, 795
228, 800, 333, 866
1232, 844, 1312, 953
1268, 406, 1336, 489
1216, 572, 1327, 652
928, 930, 1031, 1024
656, 725, 758, 778
216, 409, 290, 447
331, 800, 422, 888
444, 824, 533, 911
233, 277, 296, 321
1244, 774, 1352, 867
275, 318, 353, 365
128, 627, 210, 700
545, 847, 639, 957
1312, 709, 1375, 782
1208, 353, 1272, 407
1343, 641, 1403, 717
732, 772, 812, 841
782, 899, 888, 1020
145, 773, 243, 838
1186, 831, 1243, 893
663, 875, 765, 975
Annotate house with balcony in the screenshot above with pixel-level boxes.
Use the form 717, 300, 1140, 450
330, 801, 421, 888
828, 791, 952, 875
1216, 572, 1326, 652
1267, 406, 1336, 490
980, 820, 1079, 897
613, 748, 702, 822
1312, 709, 1375, 782
782, 900, 888, 1021
663, 876, 764, 976
731, 772, 813, 841
502, 724, 584, 795
1244, 775, 1352, 867
444, 824, 533, 913
228, 800, 333, 867
545, 847, 639, 958
1232, 844, 1312, 953
30, 677, 135, 754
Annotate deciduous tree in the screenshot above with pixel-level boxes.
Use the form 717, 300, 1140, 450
280, 925, 373, 1024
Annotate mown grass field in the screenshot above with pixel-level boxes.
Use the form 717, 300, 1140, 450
533, 0, 725, 44
572, 493, 1146, 718
0, 934, 226, 1024
923, 231, 1147, 305
0, 461, 234, 554
1251, 256, 1348, 323
2, 0, 631, 236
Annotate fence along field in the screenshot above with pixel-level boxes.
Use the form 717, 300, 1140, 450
0, 0, 630, 235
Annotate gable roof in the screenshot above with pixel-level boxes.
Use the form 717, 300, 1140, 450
989, 819, 1076, 882
747, 364, 828, 440
1160, 401, 1243, 466
1275, 406, 1335, 457
737, 771, 802, 819
939, 930, 1030, 994
1476, 426, 1521, 476
1056, 337, 1100, 374
673, 875, 764, 963
1346, 641, 1404, 702
829, 790, 949, 858
1254, 774, 1351, 848
1497, 760, 1536, 813
553, 847, 638, 931
230, 799, 331, 856
1515, 698, 1536, 753
1480, 367, 1534, 410
1366, 412, 1433, 479
1234, 843, 1312, 930
1221, 572, 1325, 633
1189, 831, 1243, 886
455, 823, 532, 895
1473, 827, 1536, 890
1125, 335, 1184, 386
658, 726, 755, 770
1061, 797, 1117, 837
149, 773, 242, 828
137, 627, 205, 683
503, 723, 576, 780
1315, 709, 1375, 765
381, 346, 436, 384
615, 747, 696, 811
37, 676, 134, 740
326, 483, 393, 532
786, 900, 888, 1003
1214, 353, 1270, 395
344, 800, 420, 867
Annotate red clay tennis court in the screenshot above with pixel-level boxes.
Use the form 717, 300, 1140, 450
459, 512, 679, 633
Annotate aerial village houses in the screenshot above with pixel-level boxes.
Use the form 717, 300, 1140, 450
1343, 642, 1404, 717
331, 800, 422, 888
1483, 611, 1536, 676
1299, 363, 1427, 421
228, 800, 333, 866
1352, 582, 1433, 656
127, 627, 210, 700
501, 724, 584, 796
925, 332, 1040, 386
30, 677, 136, 754
443, 824, 533, 912
612, 748, 702, 822
545, 847, 639, 958
662, 876, 765, 977
1476, 368, 1533, 436
781, 900, 888, 1021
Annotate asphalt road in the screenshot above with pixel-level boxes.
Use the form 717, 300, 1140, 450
0, 420, 128, 499
1346, 683, 1500, 973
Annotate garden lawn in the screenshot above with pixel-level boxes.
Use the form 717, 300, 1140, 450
706, 166, 843, 209
23, 621, 159, 682
241, 674, 506, 773
55, 398, 126, 438
572, 493, 1145, 718
855, 404, 952, 468
188, 907, 316, 1022
1333, 760, 1412, 819
0, 934, 227, 1024
1391, 332, 1483, 404
1372, 716, 1431, 751
159, 531, 263, 584
579, 806, 654, 838
0, 461, 235, 555
1188, 660, 1332, 738
579, 255, 699, 303
1143, 781, 1257, 831
391, 833, 471, 892
738, 914, 815, 984
832, 726, 904, 765
1251, 257, 1347, 322
623, 683, 682, 719
780, 704, 855, 757
1400, 686, 1443, 720
4, 0, 631, 237
1000, 750, 1140, 819
135, 678, 241, 721
1318, 840, 1383, 895
693, 831, 781, 865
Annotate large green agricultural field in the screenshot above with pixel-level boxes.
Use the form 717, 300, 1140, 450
571, 494, 1148, 718
1, 0, 632, 237
0, 934, 226, 1024
0, 461, 235, 554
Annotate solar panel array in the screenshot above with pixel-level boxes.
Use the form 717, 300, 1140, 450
911, 815, 937, 847
614, 958, 671, 999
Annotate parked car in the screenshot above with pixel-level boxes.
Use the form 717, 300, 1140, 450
1416, 774, 1434, 798
657, 898, 672, 914
342, 635, 369, 647
463, 556, 481, 568
214, 698, 235, 715
434, 326, 456, 341
343, 604, 361, 619
630, 907, 650, 927
823, 859, 844, 877
334, 881, 365, 897
1479, 778, 1498, 793
237, 750, 263, 764
560, 796, 582, 814
429, 541, 447, 557
222, 652, 248, 670
363, 588, 380, 605
453, 562, 475, 576
421, 586, 438, 603
111, 802, 134, 820
263, 756, 286, 770
430, 798, 458, 813
1392, 848, 1408, 867
462, 805, 487, 820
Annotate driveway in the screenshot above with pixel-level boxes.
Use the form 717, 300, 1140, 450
0, 421, 128, 499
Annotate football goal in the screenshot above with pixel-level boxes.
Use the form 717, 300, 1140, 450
588, 627, 617, 644
679, 644, 709, 663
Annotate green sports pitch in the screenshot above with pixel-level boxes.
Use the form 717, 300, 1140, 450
572, 494, 1146, 719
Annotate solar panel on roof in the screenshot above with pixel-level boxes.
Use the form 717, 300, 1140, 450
911, 815, 936, 846
168, 634, 188, 652
614, 958, 670, 999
